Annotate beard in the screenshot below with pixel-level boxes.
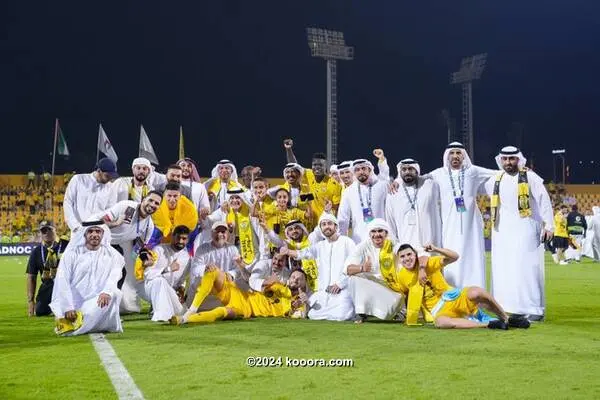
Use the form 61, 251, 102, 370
357, 174, 368, 183
174, 243, 185, 251
402, 175, 416, 184
134, 173, 147, 182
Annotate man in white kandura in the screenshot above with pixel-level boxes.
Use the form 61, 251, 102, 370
110, 157, 154, 202
96, 191, 161, 313
50, 221, 124, 336
248, 250, 292, 294
386, 158, 441, 253
429, 142, 497, 289
282, 213, 356, 321
204, 159, 245, 211
338, 159, 388, 243
136, 225, 191, 322
485, 146, 554, 322
63, 158, 118, 232
343, 218, 403, 323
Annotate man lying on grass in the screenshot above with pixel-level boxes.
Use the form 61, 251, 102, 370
391, 243, 530, 330
170, 263, 309, 325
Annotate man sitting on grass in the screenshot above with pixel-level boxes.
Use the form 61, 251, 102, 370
392, 243, 531, 330
50, 221, 124, 336
171, 263, 309, 325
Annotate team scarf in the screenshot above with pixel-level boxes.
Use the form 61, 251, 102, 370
152, 195, 198, 239
41, 243, 61, 281
491, 169, 531, 226
378, 240, 401, 291
286, 237, 318, 292
128, 179, 149, 201
226, 205, 256, 265
206, 179, 240, 198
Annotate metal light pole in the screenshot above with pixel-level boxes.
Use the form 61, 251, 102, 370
552, 149, 566, 184
307, 28, 354, 164
451, 53, 487, 162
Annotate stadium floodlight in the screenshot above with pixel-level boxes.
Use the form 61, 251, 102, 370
552, 149, 567, 184
307, 27, 354, 164
450, 53, 487, 162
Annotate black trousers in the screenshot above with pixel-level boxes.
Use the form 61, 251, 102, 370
111, 244, 127, 289
35, 281, 54, 316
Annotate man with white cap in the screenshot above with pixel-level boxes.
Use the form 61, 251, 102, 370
386, 158, 442, 252
63, 158, 118, 232
338, 159, 388, 243
186, 220, 248, 309
484, 146, 554, 322
204, 159, 245, 211
343, 218, 403, 323
50, 220, 124, 336
427, 142, 497, 289
281, 213, 356, 321
110, 157, 154, 203
95, 191, 162, 313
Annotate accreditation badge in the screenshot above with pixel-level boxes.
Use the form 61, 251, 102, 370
362, 207, 374, 223
454, 196, 467, 213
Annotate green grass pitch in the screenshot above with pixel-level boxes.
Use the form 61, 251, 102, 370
1, 255, 599, 400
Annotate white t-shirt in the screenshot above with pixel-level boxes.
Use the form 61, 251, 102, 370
97, 200, 154, 245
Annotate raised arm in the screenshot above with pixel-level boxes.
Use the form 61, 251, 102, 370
283, 139, 298, 164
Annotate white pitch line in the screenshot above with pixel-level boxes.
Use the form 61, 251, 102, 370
90, 333, 145, 400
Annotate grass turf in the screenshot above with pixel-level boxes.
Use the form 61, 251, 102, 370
1, 255, 599, 400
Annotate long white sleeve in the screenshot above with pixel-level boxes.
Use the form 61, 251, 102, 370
337, 191, 352, 236
49, 252, 76, 317
63, 177, 81, 231
384, 194, 398, 241
102, 254, 126, 297
248, 260, 270, 292
531, 172, 554, 231
377, 158, 390, 182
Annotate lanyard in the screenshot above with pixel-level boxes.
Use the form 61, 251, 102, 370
402, 184, 418, 210
358, 184, 372, 209
136, 214, 150, 241
448, 167, 465, 197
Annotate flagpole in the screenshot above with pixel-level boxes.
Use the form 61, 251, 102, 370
96, 124, 101, 163
51, 118, 59, 181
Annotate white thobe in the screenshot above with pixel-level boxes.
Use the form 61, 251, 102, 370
110, 177, 154, 203
95, 200, 155, 313
484, 170, 554, 316
298, 235, 356, 321
338, 180, 388, 243
585, 215, 600, 261
248, 259, 291, 292
186, 243, 243, 309
181, 180, 211, 212
385, 178, 442, 253
49, 245, 124, 335
343, 240, 403, 320
429, 166, 496, 288
63, 173, 115, 231
142, 244, 190, 322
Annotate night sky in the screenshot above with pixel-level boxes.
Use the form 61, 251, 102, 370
2, 1, 600, 182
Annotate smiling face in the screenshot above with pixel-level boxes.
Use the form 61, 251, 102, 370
179, 161, 193, 179
397, 247, 418, 270
85, 227, 104, 250
218, 165, 233, 181
166, 168, 182, 183
448, 149, 465, 170
141, 193, 161, 216
165, 190, 181, 210
171, 232, 189, 251
312, 158, 327, 179
339, 169, 353, 186
212, 226, 229, 246
319, 220, 337, 238
286, 224, 304, 241
228, 195, 243, 211
252, 180, 267, 199
288, 270, 307, 291
369, 228, 387, 248
275, 189, 289, 210
284, 168, 301, 185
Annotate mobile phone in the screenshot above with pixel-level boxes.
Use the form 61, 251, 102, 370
273, 223, 281, 234
299, 193, 315, 202
124, 206, 136, 223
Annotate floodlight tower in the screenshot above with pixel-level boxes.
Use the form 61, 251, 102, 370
307, 27, 354, 164
450, 53, 487, 162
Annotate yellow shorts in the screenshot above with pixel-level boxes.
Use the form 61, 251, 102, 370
436, 288, 478, 319
215, 280, 253, 318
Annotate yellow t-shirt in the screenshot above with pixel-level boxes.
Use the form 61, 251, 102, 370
397, 256, 451, 312
247, 283, 292, 317
264, 207, 307, 240
303, 169, 342, 218
554, 212, 568, 238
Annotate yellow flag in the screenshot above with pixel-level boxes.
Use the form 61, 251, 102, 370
178, 126, 185, 159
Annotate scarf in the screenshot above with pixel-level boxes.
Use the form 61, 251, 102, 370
128, 179, 149, 201
286, 237, 318, 292
491, 169, 531, 226
378, 240, 401, 291
206, 179, 239, 197
152, 196, 198, 239
41, 243, 60, 281
226, 206, 256, 265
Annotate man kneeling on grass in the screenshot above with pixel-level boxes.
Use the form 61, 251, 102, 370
392, 243, 530, 330
49, 221, 124, 336
171, 264, 309, 325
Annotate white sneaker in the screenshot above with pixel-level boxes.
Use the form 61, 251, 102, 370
559, 260, 568, 265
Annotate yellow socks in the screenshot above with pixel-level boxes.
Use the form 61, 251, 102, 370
190, 270, 218, 311
186, 307, 229, 323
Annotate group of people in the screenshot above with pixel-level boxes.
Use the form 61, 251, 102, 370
27, 138, 566, 336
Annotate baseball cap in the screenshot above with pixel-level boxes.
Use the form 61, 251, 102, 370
97, 158, 119, 179
39, 220, 55, 231
211, 221, 228, 231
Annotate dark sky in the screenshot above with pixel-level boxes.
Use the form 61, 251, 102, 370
2, 1, 600, 182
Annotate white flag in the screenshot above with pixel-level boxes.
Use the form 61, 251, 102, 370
98, 124, 118, 162
139, 125, 159, 165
